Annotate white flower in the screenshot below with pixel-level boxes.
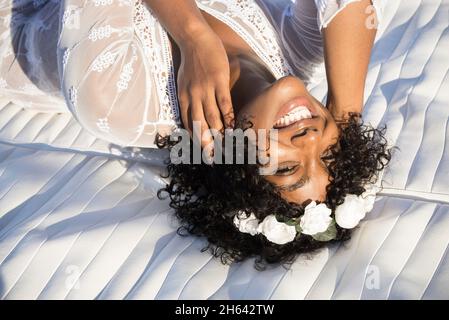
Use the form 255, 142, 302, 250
335, 194, 369, 229
233, 211, 260, 236
300, 201, 333, 235
257, 215, 297, 245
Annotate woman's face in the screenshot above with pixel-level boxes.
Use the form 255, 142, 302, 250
236, 76, 340, 204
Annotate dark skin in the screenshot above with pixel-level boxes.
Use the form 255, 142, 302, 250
146, 0, 377, 203
170, 13, 339, 203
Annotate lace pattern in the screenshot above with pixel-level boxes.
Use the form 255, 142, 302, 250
62, 48, 71, 70
1, 0, 387, 148
0, 78, 7, 89
91, 51, 118, 73
96, 117, 111, 133
68, 86, 78, 113
133, 0, 180, 124
93, 0, 113, 6
196, 0, 293, 79
132, 0, 292, 126
117, 44, 138, 92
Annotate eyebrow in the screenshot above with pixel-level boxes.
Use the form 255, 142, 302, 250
278, 175, 310, 192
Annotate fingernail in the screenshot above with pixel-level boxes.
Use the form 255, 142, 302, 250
203, 146, 214, 165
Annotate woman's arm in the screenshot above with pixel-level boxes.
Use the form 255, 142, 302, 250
322, 0, 378, 121
143, 0, 208, 46
144, 0, 234, 149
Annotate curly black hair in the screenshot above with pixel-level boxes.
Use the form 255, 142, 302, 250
156, 113, 392, 270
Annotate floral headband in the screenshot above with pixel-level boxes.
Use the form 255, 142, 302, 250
233, 185, 379, 245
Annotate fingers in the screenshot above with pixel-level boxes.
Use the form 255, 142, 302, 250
181, 89, 225, 149
178, 80, 234, 155
179, 88, 213, 149
216, 82, 235, 129
203, 89, 224, 135
179, 93, 192, 133
191, 96, 214, 151
179, 97, 213, 162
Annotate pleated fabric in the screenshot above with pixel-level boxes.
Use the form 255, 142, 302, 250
1, 0, 449, 299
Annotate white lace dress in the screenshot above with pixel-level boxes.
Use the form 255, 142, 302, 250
0, 0, 385, 147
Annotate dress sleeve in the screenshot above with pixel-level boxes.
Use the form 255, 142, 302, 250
58, 0, 177, 148
314, 0, 386, 30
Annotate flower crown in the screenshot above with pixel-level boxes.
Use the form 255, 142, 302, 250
233, 185, 379, 245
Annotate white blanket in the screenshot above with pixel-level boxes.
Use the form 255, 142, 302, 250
1, 0, 448, 299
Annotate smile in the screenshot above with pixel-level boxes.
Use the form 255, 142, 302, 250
274, 106, 312, 128
273, 96, 318, 129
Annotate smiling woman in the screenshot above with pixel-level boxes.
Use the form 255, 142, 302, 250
0, 0, 390, 269
231, 75, 341, 204
157, 112, 391, 268
152, 0, 391, 269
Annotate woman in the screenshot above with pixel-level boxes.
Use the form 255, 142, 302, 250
0, 0, 391, 269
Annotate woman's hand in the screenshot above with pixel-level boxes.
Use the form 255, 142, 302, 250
177, 28, 234, 149
327, 99, 361, 123
143, 0, 234, 150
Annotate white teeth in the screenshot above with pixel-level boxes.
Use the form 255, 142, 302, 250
274, 106, 312, 127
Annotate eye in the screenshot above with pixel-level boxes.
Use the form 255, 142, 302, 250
275, 164, 299, 176
292, 128, 309, 139
320, 150, 333, 166
321, 151, 331, 160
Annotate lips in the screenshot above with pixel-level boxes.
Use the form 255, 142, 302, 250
274, 106, 312, 128
273, 96, 317, 129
